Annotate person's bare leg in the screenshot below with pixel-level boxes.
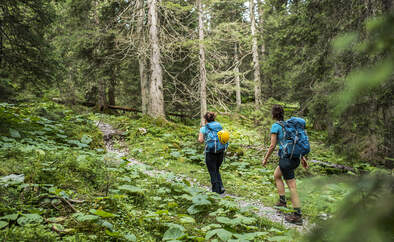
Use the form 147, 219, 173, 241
285, 179, 300, 208
274, 166, 285, 196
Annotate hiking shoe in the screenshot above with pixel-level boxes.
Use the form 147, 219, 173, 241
274, 201, 287, 208
219, 188, 226, 194
285, 213, 303, 225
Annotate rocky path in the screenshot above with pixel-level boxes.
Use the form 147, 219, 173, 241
96, 121, 310, 231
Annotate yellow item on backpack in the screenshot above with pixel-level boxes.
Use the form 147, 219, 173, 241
217, 130, 230, 144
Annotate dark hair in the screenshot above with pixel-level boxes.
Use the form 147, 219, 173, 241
204, 112, 216, 122
272, 104, 284, 121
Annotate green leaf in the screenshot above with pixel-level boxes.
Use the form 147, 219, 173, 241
163, 225, 185, 241
0, 214, 18, 221
124, 233, 137, 241
192, 194, 211, 206
9, 128, 21, 138
118, 185, 145, 194
179, 216, 195, 224
81, 134, 92, 144
187, 205, 202, 215
100, 220, 114, 230
216, 216, 233, 225
206, 229, 233, 241
0, 221, 8, 229
267, 236, 292, 241
72, 213, 99, 222
105, 229, 121, 237
52, 223, 64, 232
17, 214, 43, 226
234, 232, 268, 240
89, 209, 116, 218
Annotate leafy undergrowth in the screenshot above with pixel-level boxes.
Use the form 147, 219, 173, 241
97, 102, 361, 223
0, 102, 298, 241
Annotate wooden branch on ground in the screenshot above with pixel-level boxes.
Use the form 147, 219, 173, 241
310, 159, 355, 172
107, 105, 188, 118
52, 98, 189, 118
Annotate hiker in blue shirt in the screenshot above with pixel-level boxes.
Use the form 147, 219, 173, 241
262, 104, 308, 225
198, 112, 225, 194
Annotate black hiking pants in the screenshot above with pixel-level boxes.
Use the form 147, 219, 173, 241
205, 151, 224, 194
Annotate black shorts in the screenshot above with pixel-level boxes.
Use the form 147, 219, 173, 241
279, 157, 300, 180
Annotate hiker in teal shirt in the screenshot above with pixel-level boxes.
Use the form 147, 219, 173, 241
262, 104, 308, 225
198, 112, 225, 194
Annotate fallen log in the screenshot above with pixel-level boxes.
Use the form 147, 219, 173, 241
52, 98, 188, 118
107, 105, 188, 118
310, 159, 355, 172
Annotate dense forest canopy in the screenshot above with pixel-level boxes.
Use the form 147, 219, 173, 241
1, 0, 392, 165
0, 0, 393, 241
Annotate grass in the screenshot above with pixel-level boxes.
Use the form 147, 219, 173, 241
0, 101, 300, 241
96, 102, 355, 223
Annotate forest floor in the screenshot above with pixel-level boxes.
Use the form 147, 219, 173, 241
1, 101, 372, 241
96, 120, 310, 230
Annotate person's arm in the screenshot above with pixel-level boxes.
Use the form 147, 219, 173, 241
198, 132, 204, 143
262, 133, 277, 166
301, 156, 309, 169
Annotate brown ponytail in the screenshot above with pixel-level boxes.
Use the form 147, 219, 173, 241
204, 112, 216, 122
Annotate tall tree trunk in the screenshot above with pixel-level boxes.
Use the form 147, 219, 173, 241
234, 43, 241, 111
137, 0, 149, 114
94, 0, 107, 111
148, 0, 165, 118
198, 0, 207, 125
250, 0, 262, 108
108, 67, 116, 106
257, 0, 265, 58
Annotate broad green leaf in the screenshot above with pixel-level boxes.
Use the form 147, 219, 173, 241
124, 233, 137, 241
9, 128, 21, 138
206, 229, 233, 241
163, 225, 185, 241
0, 174, 25, 186
0, 221, 8, 229
268, 236, 292, 241
179, 216, 195, 224
100, 220, 114, 230
81, 134, 92, 144
17, 214, 43, 226
52, 223, 64, 232
105, 229, 121, 237
216, 216, 233, 225
90, 209, 116, 218
0, 214, 18, 221
234, 232, 269, 240
72, 213, 99, 222
187, 205, 202, 215
118, 185, 145, 194
192, 194, 211, 206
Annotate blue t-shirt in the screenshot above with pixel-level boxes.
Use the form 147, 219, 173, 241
271, 122, 284, 151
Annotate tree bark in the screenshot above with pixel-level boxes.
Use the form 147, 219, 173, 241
198, 0, 207, 125
137, 0, 149, 114
234, 43, 241, 111
94, 0, 107, 111
250, 0, 262, 108
108, 68, 116, 106
148, 0, 165, 118
257, 0, 265, 58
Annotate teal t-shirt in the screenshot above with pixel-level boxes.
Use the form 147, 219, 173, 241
271, 122, 284, 151
200, 126, 210, 142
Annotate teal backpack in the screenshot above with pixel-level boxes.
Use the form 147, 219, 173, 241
205, 121, 228, 153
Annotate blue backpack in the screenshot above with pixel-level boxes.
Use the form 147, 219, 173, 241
205, 121, 228, 153
277, 117, 310, 159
